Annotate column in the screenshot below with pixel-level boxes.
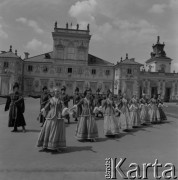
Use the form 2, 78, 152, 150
143, 80, 145, 93
0, 76, 1, 94
162, 80, 166, 98
172, 81, 175, 100
147, 80, 151, 98
158, 80, 161, 94
135, 80, 140, 98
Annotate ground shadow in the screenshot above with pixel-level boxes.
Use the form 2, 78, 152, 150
159, 120, 173, 124
50, 145, 96, 154
65, 121, 78, 125
96, 137, 111, 142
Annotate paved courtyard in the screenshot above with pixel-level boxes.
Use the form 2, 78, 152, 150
0, 98, 177, 180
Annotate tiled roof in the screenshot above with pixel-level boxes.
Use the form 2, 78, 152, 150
24, 52, 53, 62
25, 51, 114, 66
146, 56, 172, 64
0, 51, 20, 59
88, 54, 114, 66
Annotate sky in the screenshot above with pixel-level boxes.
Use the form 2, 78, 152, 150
0, 0, 177, 72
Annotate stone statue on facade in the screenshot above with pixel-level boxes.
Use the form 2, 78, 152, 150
87, 24, 90, 31
76, 24, 79, 30
54, 21, 57, 28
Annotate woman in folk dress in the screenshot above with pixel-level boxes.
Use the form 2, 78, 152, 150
148, 95, 160, 123
139, 94, 150, 125
102, 92, 120, 137
75, 89, 98, 142
129, 96, 141, 127
119, 93, 132, 130
37, 87, 67, 152
157, 94, 167, 122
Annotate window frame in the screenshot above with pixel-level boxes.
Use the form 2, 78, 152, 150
3, 61, 9, 68
68, 67, 72, 73
43, 66, 48, 73
127, 68, 132, 75
91, 69, 96, 75
27, 65, 33, 72
106, 70, 110, 76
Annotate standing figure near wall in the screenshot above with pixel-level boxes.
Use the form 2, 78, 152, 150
60, 86, 72, 124
148, 94, 160, 123
139, 94, 150, 125
119, 93, 132, 131
129, 95, 141, 127
72, 87, 82, 121
0, 82, 26, 132
29, 86, 51, 127
93, 89, 103, 118
37, 87, 68, 152
157, 94, 167, 122
75, 88, 98, 142
102, 91, 120, 137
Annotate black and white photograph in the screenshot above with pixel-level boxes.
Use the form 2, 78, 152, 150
0, 0, 177, 179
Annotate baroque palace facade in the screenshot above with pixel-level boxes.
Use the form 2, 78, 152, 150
0, 23, 178, 101
0, 23, 114, 96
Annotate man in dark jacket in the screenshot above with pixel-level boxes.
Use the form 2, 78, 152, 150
0, 82, 26, 132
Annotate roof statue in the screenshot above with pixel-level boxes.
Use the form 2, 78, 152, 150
54, 21, 57, 28
87, 24, 90, 31
76, 24, 79, 30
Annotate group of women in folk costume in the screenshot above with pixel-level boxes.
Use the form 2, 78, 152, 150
147, 94, 168, 123
0, 82, 168, 152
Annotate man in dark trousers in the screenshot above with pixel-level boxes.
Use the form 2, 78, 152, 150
60, 86, 71, 124
0, 82, 26, 132
94, 89, 103, 118
29, 86, 51, 127
72, 87, 82, 121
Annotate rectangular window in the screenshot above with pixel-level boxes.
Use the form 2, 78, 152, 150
4, 62, 9, 68
92, 69, 96, 75
68, 68, 72, 73
43, 66, 48, 73
28, 65, 33, 72
68, 47, 75, 60
78, 50, 85, 60
106, 70, 110, 76
57, 49, 64, 59
127, 68, 132, 74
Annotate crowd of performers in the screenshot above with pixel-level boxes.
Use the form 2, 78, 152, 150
0, 83, 168, 153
